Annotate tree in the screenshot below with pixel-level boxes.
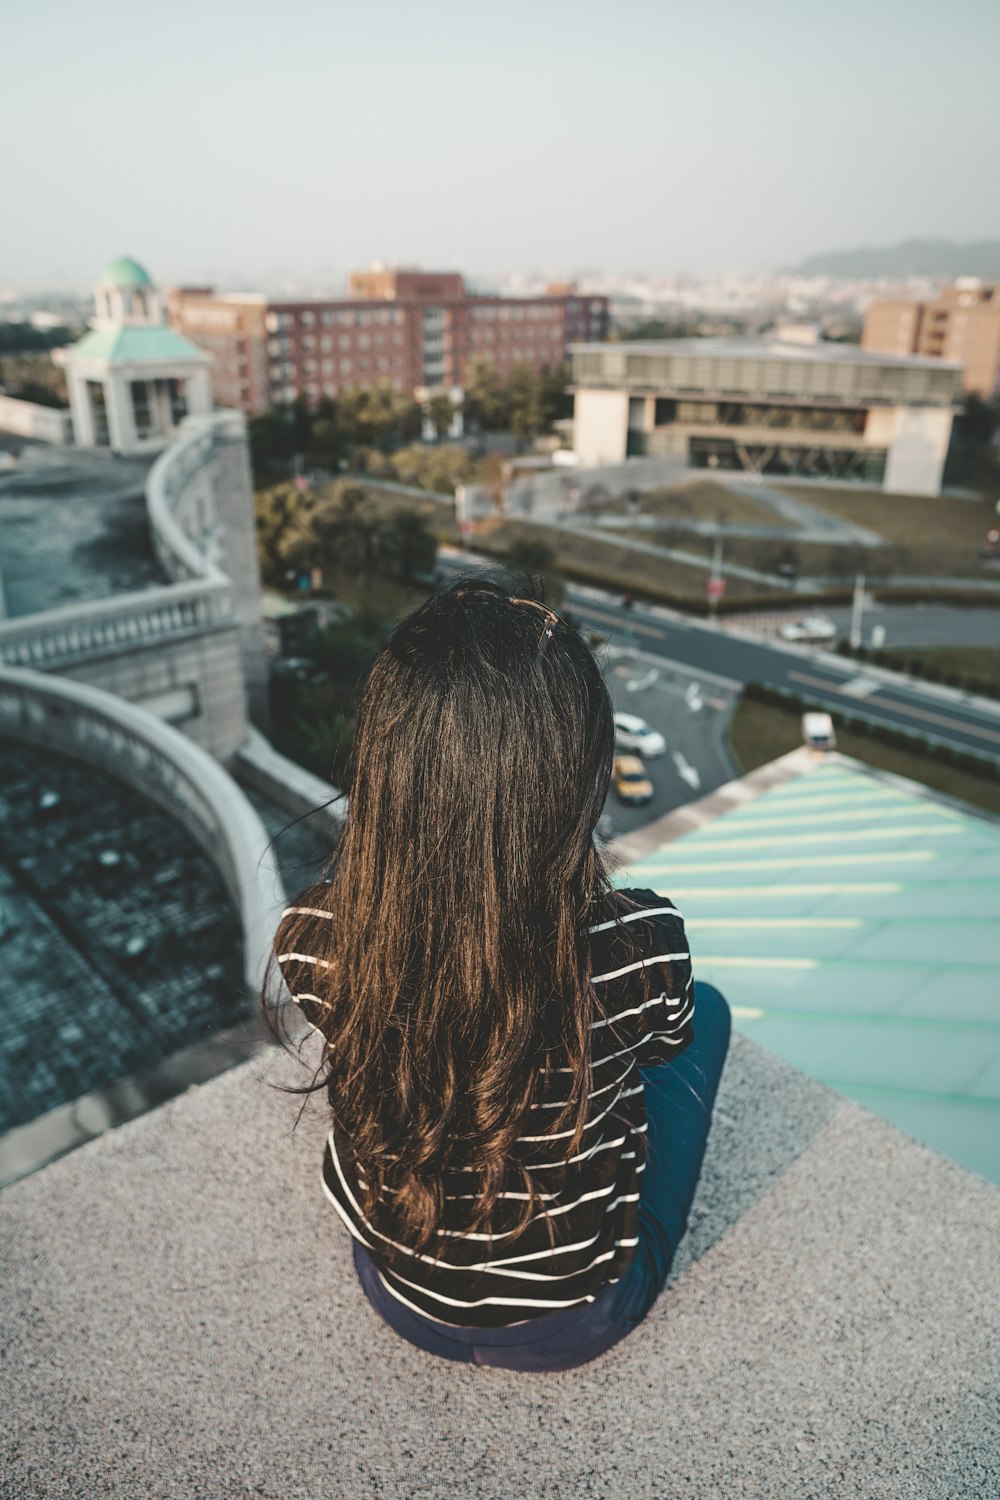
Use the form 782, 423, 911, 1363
289, 480, 393, 593
506, 365, 545, 446
249, 412, 294, 481
463, 358, 509, 432
505, 536, 566, 610
958, 394, 999, 447
427, 391, 455, 442
386, 508, 438, 584
538, 364, 571, 427
254, 482, 312, 585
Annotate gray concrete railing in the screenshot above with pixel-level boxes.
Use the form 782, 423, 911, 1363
0, 578, 234, 670
0, 665, 284, 994
146, 410, 244, 585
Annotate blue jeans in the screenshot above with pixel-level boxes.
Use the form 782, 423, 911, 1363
353, 982, 732, 1371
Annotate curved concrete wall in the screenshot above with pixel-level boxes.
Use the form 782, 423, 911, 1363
0, 665, 284, 995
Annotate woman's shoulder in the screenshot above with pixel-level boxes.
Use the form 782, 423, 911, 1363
589, 885, 684, 929
586, 885, 686, 957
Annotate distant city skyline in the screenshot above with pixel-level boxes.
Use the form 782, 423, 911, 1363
4, 0, 999, 290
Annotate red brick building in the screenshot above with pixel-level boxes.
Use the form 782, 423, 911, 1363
168, 270, 608, 416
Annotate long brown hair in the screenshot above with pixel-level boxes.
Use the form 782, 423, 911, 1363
271, 577, 621, 1261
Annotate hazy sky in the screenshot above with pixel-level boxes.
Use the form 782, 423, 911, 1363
5, 0, 999, 289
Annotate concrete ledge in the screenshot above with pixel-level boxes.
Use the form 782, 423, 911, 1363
3, 1031, 998, 1497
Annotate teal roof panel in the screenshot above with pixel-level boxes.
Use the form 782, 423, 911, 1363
617, 757, 1000, 1185
69, 325, 208, 365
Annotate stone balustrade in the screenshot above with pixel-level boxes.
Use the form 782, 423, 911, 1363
0, 577, 234, 671
0, 665, 283, 994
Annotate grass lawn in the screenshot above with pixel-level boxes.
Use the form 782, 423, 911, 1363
778, 480, 998, 575
470, 515, 766, 604
601, 479, 791, 529
876, 645, 1000, 691
728, 695, 1000, 817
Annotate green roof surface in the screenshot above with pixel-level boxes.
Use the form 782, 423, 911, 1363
100, 255, 152, 288
617, 757, 1000, 1186
69, 325, 208, 365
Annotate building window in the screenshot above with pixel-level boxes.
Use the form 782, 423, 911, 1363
301, 311, 316, 326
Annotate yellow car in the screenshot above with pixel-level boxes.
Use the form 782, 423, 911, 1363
613, 755, 654, 807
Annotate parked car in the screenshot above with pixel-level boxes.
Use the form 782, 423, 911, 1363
613, 755, 654, 806
613, 712, 667, 758
779, 616, 837, 644
802, 712, 837, 751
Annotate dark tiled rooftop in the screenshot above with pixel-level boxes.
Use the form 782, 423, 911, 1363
0, 740, 244, 1138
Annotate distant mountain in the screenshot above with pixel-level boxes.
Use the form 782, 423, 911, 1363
792, 239, 1000, 279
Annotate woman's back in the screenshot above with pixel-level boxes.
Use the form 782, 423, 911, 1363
278, 886, 693, 1327
269, 578, 728, 1367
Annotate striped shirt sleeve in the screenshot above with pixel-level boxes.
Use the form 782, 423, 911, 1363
590, 887, 695, 1068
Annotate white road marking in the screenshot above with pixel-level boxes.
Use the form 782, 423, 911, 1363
672, 752, 701, 790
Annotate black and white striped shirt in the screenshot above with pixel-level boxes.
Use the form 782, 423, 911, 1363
276, 887, 694, 1328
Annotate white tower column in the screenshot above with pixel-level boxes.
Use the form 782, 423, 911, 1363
104, 374, 135, 454
66, 369, 96, 448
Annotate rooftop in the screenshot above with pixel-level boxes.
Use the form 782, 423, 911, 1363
573, 335, 964, 372
3, 752, 999, 1494
100, 256, 153, 289
0, 739, 244, 1145
615, 752, 1000, 1186
69, 324, 209, 365
0, 443, 164, 617
4, 1009, 998, 1495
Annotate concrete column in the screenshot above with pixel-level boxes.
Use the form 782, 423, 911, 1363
66, 369, 95, 448
153, 379, 173, 438
105, 374, 135, 454
187, 369, 212, 417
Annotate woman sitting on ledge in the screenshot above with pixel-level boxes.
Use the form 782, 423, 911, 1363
272, 577, 731, 1372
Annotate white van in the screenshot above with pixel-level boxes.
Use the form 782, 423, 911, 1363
802, 712, 836, 752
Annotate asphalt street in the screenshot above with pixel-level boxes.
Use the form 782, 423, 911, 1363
602, 648, 738, 838
568, 588, 1000, 766
438, 550, 1000, 768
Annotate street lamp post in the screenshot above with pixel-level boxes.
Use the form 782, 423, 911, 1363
850, 573, 866, 650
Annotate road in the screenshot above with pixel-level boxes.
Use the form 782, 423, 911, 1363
602, 649, 739, 837
438, 551, 1000, 767
821, 602, 1000, 649
568, 589, 1000, 766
